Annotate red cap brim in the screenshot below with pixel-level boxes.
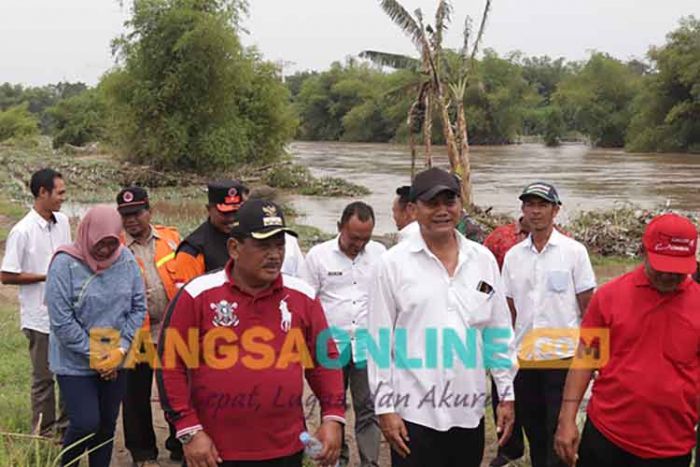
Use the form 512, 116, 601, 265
646, 251, 697, 274
216, 203, 240, 213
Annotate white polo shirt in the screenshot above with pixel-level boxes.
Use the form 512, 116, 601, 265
502, 229, 596, 361
368, 231, 516, 431
299, 236, 386, 361
1, 209, 71, 333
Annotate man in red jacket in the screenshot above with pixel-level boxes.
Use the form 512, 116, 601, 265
157, 199, 345, 467
555, 213, 700, 467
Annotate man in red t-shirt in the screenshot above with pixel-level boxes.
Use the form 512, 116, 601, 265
555, 213, 700, 467
157, 199, 345, 467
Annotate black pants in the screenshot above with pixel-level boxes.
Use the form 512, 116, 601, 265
578, 419, 691, 467
391, 419, 484, 467
514, 363, 570, 467
122, 362, 180, 461
490, 376, 524, 460
184, 451, 303, 467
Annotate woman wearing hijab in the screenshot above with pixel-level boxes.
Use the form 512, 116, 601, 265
45, 205, 146, 466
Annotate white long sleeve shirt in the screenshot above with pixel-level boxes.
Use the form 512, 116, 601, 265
368, 230, 517, 431
299, 236, 386, 361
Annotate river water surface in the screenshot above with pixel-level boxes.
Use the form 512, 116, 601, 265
287, 141, 700, 235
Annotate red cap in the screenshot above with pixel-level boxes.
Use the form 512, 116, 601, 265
642, 213, 698, 274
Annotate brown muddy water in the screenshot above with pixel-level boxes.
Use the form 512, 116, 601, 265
287, 141, 700, 235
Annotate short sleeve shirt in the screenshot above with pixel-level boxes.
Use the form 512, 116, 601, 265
502, 229, 596, 360
1, 209, 72, 333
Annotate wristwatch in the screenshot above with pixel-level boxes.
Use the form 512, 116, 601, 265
177, 429, 202, 445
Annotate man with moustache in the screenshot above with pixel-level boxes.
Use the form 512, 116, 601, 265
116, 186, 182, 465
157, 199, 345, 467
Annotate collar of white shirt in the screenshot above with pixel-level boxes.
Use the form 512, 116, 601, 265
29, 208, 57, 230
405, 228, 477, 269
331, 234, 370, 260
522, 227, 564, 253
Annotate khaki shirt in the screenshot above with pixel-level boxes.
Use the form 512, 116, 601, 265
125, 227, 169, 341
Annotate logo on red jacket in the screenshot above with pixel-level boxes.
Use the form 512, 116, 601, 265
279, 296, 292, 333
211, 300, 239, 327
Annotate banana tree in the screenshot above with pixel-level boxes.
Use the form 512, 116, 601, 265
360, 0, 452, 178
363, 0, 493, 208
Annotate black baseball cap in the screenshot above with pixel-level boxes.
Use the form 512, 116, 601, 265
519, 182, 562, 205
396, 185, 411, 203
231, 199, 297, 240
116, 186, 149, 215
409, 167, 460, 202
208, 180, 248, 213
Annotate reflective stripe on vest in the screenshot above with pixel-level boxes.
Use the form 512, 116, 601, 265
156, 251, 176, 269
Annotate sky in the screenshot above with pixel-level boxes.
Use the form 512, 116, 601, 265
1, 0, 698, 86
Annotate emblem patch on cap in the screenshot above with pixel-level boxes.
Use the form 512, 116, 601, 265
228, 187, 238, 197
262, 204, 283, 226
211, 300, 239, 327
123, 191, 134, 203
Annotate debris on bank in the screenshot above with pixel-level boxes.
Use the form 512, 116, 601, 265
0, 138, 369, 200
469, 204, 697, 258
258, 163, 370, 197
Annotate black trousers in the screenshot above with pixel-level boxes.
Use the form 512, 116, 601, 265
184, 451, 303, 467
514, 362, 570, 467
122, 362, 180, 462
490, 376, 524, 460
391, 419, 484, 467
578, 419, 691, 467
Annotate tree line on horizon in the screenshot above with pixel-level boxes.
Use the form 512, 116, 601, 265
289, 15, 699, 154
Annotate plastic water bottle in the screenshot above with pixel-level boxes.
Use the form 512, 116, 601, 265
299, 431, 339, 466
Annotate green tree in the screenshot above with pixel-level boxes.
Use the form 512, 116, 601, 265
47, 88, 106, 148
463, 50, 539, 144
554, 52, 641, 147
294, 60, 391, 141
626, 17, 700, 153
0, 82, 89, 133
519, 55, 571, 105
102, 0, 295, 172
0, 103, 40, 142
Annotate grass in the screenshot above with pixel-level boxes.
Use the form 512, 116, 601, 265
0, 304, 63, 465
0, 198, 26, 242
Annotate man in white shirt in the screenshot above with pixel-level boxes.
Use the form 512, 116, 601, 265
502, 182, 596, 467
300, 201, 386, 467
368, 168, 517, 467
1, 168, 71, 437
